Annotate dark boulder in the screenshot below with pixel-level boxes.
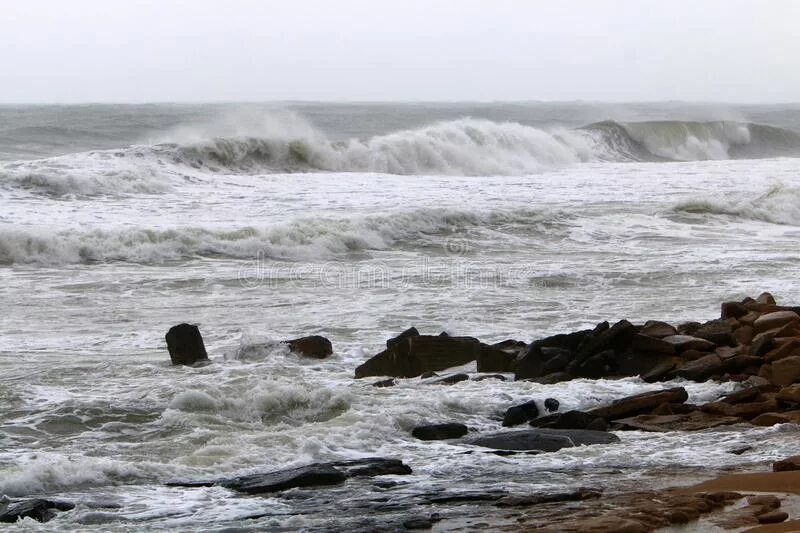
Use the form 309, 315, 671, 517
672, 354, 723, 381
514, 344, 548, 380
355, 335, 483, 378
693, 320, 735, 346
433, 373, 469, 385
467, 428, 619, 452
165, 323, 208, 365
328, 458, 412, 477
284, 335, 332, 358
477, 345, 517, 372
568, 319, 636, 372
412, 422, 468, 440
387, 327, 419, 348
502, 400, 539, 427
372, 378, 396, 388
640, 320, 678, 338
574, 349, 615, 378
530, 410, 607, 431
220, 464, 347, 494
0, 499, 75, 524
544, 398, 560, 412
587, 387, 688, 420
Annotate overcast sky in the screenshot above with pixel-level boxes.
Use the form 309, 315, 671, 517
1, 0, 798, 103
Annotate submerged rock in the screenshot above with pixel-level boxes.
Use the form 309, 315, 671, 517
355, 335, 484, 378
412, 423, 468, 440
587, 387, 688, 420
502, 400, 539, 427
284, 335, 332, 358
466, 428, 619, 452
165, 323, 208, 365
0, 499, 75, 524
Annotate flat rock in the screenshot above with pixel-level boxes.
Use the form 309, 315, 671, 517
612, 411, 744, 432
640, 320, 678, 338
502, 400, 539, 427
662, 335, 716, 353
587, 387, 688, 420
771, 356, 800, 387
284, 335, 332, 358
0, 499, 75, 524
631, 333, 676, 354
355, 336, 483, 378
673, 353, 723, 381
412, 423, 468, 440
466, 428, 619, 452
755, 310, 800, 333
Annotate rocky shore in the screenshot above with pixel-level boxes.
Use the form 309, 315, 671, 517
12, 292, 800, 530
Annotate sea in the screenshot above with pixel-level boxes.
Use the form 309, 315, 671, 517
2, 101, 800, 531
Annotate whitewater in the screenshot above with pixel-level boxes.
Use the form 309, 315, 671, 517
3, 102, 800, 531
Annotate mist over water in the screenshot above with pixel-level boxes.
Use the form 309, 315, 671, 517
3, 102, 800, 530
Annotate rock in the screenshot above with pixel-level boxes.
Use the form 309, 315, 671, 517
0, 499, 75, 524
773, 456, 800, 472
574, 349, 614, 378
502, 400, 539, 427
701, 399, 778, 420
531, 371, 572, 384
614, 351, 676, 379
758, 510, 788, 524
372, 378, 396, 388
540, 347, 572, 374
694, 320, 735, 346
419, 371, 438, 378
569, 320, 636, 371
530, 410, 608, 431
171, 458, 411, 494
733, 325, 754, 345
677, 321, 702, 335
721, 301, 749, 320
355, 335, 483, 378
587, 387, 688, 420
411, 423, 468, 440
751, 412, 792, 426
765, 339, 800, 363
631, 334, 676, 354
748, 494, 781, 510
494, 487, 601, 507
777, 384, 800, 403
612, 411, 744, 432
544, 398, 560, 412
662, 335, 716, 353
403, 517, 436, 529
387, 327, 420, 348
476, 345, 517, 372
673, 353, 723, 381
718, 386, 763, 404
165, 323, 208, 365
751, 331, 777, 357
757, 292, 777, 305
472, 374, 506, 382
285, 335, 332, 358
722, 355, 763, 373
771, 356, 800, 387
467, 428, 618, 452
640, 320, 678, 338
755, 311, 800, 333
641, 358, 678, 383
433, 373, 469, 385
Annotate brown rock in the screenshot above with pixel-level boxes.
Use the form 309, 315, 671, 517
588, 387, 688, 420
680, 349, 710, 361
758, 510, 789, 524
748, 494, 781, 510
754, 310, 800, 333
640, 358, 678, 383
701, 399, 778, 420
722, 355, 763, 373
722, 301, 749, 319
694, 319, 735, 346
757, 292, 777, 305
773, 456, 800, 472
777, 383, 800, 403
630, 334, 676, 354
765, 338, 800, 363
771, 355, 800, 387
750, 331, 777, 357
613, 411, 743, 432
733, 325, 754, 345
662, 335, 716, 353
674, 353, 724, 382
751, 412, 791, 426
355, 335, 483, 378
640, 320, 678, 338
285, 335, 333, 358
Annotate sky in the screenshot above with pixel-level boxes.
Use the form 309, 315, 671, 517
1, 0, 798, 103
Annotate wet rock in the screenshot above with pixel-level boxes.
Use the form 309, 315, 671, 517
433, 373, 469, 385
530, 410, 608, 431
771, 355, 800, 386
612, 411, 744, 432
765, 339, 800, 363
329, 458, 412, 477
721, 301, 749, 320
754, 310, 800, 333
773, 456, 800, 471
531, 371, 572, 384
285, 335, 332, 358
403, 515, 440, 530
641, 358, 678, 383
757, 292, 777, 305
494, 487, 601, 507
544, 398, 560, 412
751, 412, 793, 426
513, 344, 548, 380
733, 325, 754, 345
751, 331, 777, 357
777, 384, 800, 403
631, 333, 676, 354
569, 319, 636, 371
502, 400, 539, 427
748, 494, 781, 510
412, 423, 468, 440
419, 371, 438, 379
165, 323, 208, 366
662, 335, 715, 353
0, 499, 75, 523
640, 320, 678, 338
701, 398, 778, 420
467, 428, 619, 452
673, 353, 723, 381
758, 510, 788, 524
355, 336, 483, 378
372, 378, 397, 388
387, 326, 419, 348
587, 387, 688, 420
472, 374, 506, 382
476, 345, 517, 372
694, 319, 735, 346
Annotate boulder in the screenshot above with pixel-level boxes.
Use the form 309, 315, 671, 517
530, 410, 608, 431
329, 458, 412, 477
569, 320, 636, 371
640, 320, 678, 338
758, 510, 789, 524
412, 423, 468, 440
587, 387, 688, 420
701, 399, 778, 420
770, 356, 800, 387
477, 345, 517, 372
387, 327, 419, 348
612, 411, 744, 432
433, 373, 469, 385
754, 311, 800, 333
531, 371, 572, 384
757, 292, 777, 305
721, 301, 749, 320
467, 428, 619, 452
285, 335, 332, 358
354, 335, 482, 378
751, 331, 777, 357
776, 384, 800, 403
751, 412, 793, 426
372, 378, 396, 388
514, 344, 549, 380
165, 323, 209, 365
662, 335, 715, 353
765, 339, 800, 363
773, 456, 800, 472
574, 349, 614, 378
0, 499, 75, 524
693, 320, 735, 346
673, 354, 723, 381
502, 400, 539, 427
631, 334, 676, 354
733, 325, 754, 345
544, 398, 560, 412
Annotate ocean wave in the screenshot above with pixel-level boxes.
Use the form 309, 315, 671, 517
671, 183, 800, 225
0, 208, 556, 265
3, 115, 799, 197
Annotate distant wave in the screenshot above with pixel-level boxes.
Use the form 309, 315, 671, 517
2, 115, 799, 196
672, 183, 800, 225
0, 208, 558, 265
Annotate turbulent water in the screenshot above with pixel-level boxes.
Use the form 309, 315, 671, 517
3, 102, 800, 531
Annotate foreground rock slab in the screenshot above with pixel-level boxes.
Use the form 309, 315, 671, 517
0, 499, 75, 524
412, 423, 468, 441
166, 458, 411, 494
466, 428, 619, 452
165, 323, 209, 365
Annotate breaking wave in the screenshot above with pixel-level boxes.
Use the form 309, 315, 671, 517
2, 115, 799, 196
0, 207, 558, 265
672, 183, 800, 225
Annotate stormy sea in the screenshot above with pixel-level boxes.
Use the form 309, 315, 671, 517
3, 101, 800, 531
